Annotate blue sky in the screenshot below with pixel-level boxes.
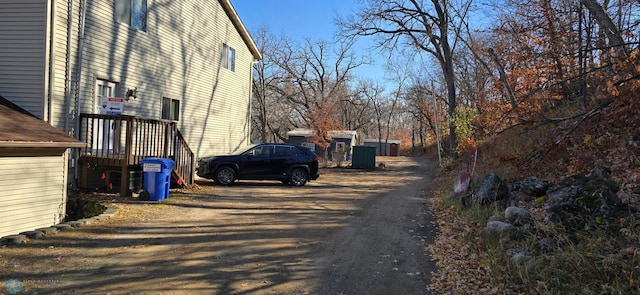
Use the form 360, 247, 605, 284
230, 0, 388, 84
230, 1, 496, 88
231, 0, 349, 41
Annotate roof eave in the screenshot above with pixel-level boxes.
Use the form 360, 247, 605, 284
220, 0, 263, 60
0, 142, 86, 148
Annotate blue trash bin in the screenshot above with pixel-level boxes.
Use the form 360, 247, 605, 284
141, 158, 174, 201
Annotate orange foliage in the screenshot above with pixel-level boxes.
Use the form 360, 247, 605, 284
306, 104, 342, 150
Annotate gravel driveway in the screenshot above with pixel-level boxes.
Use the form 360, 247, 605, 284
1, 156, 437, 294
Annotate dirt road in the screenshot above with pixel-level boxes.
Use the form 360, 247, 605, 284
1, 156, 437, 294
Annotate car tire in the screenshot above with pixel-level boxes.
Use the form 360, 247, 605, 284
289, 168, 308, 187
214, 166, 236, 185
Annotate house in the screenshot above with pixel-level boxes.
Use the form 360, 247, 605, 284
327, 130, 357, 161
286, 129, 359, 160
286, 128, 320, 154
0, 0, 261, 196
363, 139, 401, 156
0, 96, 85, 238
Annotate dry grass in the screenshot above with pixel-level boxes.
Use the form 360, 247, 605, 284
425, 97, 640, 294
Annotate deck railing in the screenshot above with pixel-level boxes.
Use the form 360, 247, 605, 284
78, 113, 194, 195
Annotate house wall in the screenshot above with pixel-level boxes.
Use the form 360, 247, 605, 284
0, 0, 48, 119
0, 0, 254, 160
287, 136, 307, 146
329, 138, 355, 160
0, 149, 69, 238
48, 0, 254, 160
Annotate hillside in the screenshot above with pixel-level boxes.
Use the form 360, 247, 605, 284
425, 84, 640, 293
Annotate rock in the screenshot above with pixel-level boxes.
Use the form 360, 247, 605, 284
506, 248, 531, 264
20, 231, 43, 239
4, 235, 26, 244
546, 185, 579, 202
544, 201, 587, 226
505, 206, 533, 226
543, 168, 628, 230
506, 248, 525, 256
488, 214, 506, 223
510, 177, 549, 198
35, 227, 58, 235
487, 220, 515, 235
54, 223, 72, 231
590, 166, 611, 180
67, 221, 84, 227
474, 173, 510, 205
511, 253, 532, 264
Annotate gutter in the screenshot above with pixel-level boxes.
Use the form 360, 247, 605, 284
219, 0, 262, 60
0, 142, 86, 148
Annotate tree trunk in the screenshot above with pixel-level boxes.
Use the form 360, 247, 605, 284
443, 48, 458, 158
488, 48, 518, 110
580, 0, 627, 57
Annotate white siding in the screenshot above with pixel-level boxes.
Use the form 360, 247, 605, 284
49, 0, 81, 133
0, 0, 47, 119
68, 0, 254, 160
0, 0, 258, 165
0, 153, 68, 238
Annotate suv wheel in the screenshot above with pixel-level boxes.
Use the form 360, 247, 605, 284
214, 166, 236, 185
289, 168, 308, 187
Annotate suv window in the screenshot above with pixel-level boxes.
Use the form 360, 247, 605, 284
274, 145, 294, 156
248, 145, 273, 157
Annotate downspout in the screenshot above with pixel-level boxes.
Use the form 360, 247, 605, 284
73, 0, 87, 123
63, 0, 75, 135
47, 0, 56, 124
248, 59, 259, 146
71, 0, 88, 182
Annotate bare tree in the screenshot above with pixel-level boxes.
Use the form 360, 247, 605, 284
358, 79, 387, 153
267, 38, 365, 157
251, 31, 315, 143
580, 0, 628, 57
338, 0, 472, 157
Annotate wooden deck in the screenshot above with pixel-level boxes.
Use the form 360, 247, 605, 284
78, 113, 194, 196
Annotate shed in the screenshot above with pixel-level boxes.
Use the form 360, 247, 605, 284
363, 139, 402, 156
286, 128, 321, 155
327, 130, 358, 161
0, 96, 85, 238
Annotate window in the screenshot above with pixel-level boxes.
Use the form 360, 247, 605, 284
162, 97, 180, 121
274, 146, 294, 156
115, 0, 147, 31
95, 79, 117, 114
222, 43, 236, 72
248, 145, 273, 157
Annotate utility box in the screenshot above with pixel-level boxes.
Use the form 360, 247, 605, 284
141, 158, 174, 201
351, 145, 376, 169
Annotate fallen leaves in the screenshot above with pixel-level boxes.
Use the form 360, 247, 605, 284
425, 192, 523, 294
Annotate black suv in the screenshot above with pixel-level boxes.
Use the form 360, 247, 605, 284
196, 143, 320, 186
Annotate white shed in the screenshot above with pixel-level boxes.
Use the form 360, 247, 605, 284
363, 139, 402, 156
0, 97, 85, 238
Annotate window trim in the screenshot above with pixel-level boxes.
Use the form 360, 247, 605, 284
115, 0, 147, 32
222, 43, 236, 72
162, 97, 180, 121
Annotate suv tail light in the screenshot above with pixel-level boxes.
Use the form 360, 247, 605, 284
314, 157, 320, 162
